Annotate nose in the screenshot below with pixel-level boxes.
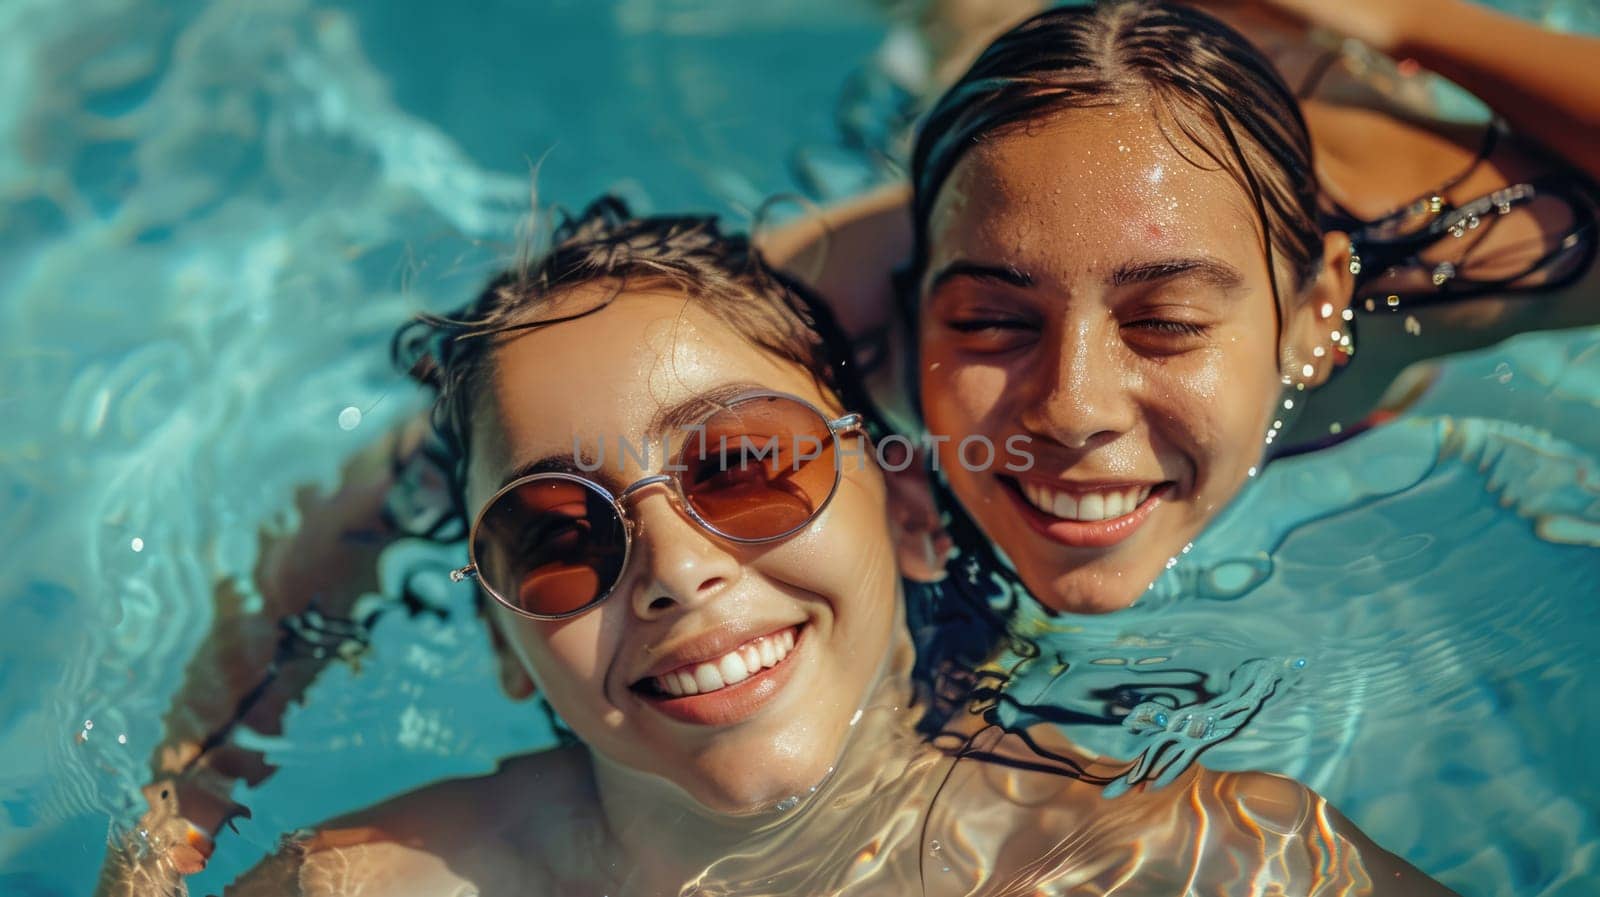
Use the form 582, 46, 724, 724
625, 491, 742, 619
1017, 324, 1138, 449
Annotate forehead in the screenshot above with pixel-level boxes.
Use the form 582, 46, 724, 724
926, 105, 1265, 283
468, 289, 826, 494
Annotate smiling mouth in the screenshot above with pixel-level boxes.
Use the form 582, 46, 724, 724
633, 626, 800, 699
1012, 479, 1171, 522
1000, 477, 1173, 549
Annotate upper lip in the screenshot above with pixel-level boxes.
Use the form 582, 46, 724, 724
1008, 474, 1170, 494
629, 619, 803, 685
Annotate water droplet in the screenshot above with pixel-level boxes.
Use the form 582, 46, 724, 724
1341, 308, 1354, 321
1404, 315, 1422, 335
1319, 302, 1333, 318
83, 719, 93, 730
1247, 466, 1258, 477
775, 796, 799, 811
1385, 295, 1400, 308
117, 734, 127, 744
130, 537, 144, 552
1329, 422, 1342, 434
1283, 398, 1295, 409
338, 406, 363, 431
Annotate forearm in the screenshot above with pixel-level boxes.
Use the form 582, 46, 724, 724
1343, 0, 1600, 179
759, 181, 913, 328
148, 420, 420, 829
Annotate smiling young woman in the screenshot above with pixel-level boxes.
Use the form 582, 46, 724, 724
908, 3, 1352, 614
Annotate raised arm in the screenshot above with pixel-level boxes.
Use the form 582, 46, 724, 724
758, 180, 913, 341
96, 413, 443, 894
1201, 0, 1600, 180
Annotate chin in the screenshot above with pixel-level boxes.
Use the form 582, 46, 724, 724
683, 747, 837, 815
1026, 567, 1151, 615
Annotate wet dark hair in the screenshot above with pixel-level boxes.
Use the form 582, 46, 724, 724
392, 196, 872, 516
908, 1, 1323, 319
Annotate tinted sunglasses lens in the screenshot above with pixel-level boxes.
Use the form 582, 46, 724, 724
681, 396, 839, 540
473, 478, 626, 617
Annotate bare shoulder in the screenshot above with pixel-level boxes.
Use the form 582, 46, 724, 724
1189, 769, 1460, 896
223, 746, 603, 897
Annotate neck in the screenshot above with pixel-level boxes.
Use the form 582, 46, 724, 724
589, 620, 936, 893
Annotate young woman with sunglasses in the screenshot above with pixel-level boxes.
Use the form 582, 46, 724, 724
182, 198, 1450, 897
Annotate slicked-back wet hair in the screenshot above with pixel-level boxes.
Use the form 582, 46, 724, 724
909, 0, 1322, 322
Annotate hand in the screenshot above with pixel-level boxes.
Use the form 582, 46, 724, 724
95, 781, 218, 896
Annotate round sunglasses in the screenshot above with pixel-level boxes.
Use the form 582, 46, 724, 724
450, 391, 865, 620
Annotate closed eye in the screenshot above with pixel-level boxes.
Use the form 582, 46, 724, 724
945, 318, 1038, 333
1125, 320, 1208, 336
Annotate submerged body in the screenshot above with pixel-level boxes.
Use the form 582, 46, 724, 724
224, 699, 1436, 897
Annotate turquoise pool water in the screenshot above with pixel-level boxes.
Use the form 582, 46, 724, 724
2, 1, 1596, 895
994, 327, 1600, 894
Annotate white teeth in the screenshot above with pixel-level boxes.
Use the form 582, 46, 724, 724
1020, 483, 1155, 522
1051, 491, 1077, 519
1078, 492, 1105, 520
694, 665, 725, 693
651, 628, 797, 697
718, 652, 750, 686
1103, 491, 1126, 518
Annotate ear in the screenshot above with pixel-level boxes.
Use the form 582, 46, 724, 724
482, 609, 539, 701
1281, 231, 1355, 388
879, 441, 953, 584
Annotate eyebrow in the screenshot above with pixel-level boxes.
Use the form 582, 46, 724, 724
496, 454, 593, 491
648, 380, 771, 435
928, 256, 1245, 296
926, 260, 1035, 294
1109, 257, 1245, 291
494, 380, 772, 490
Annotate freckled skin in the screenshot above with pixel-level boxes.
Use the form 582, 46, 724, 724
920, 107, 1342, 614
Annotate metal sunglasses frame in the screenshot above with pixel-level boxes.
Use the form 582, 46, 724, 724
449, 390, 865, 620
